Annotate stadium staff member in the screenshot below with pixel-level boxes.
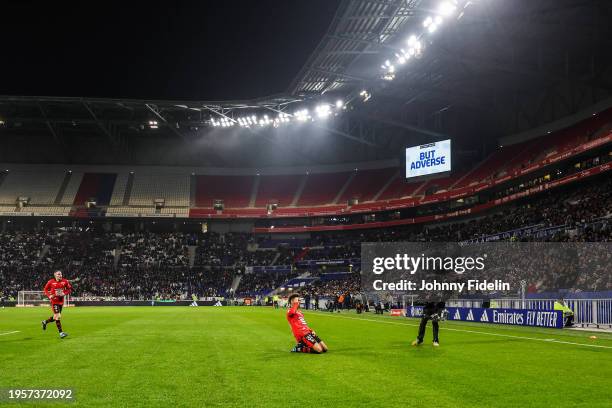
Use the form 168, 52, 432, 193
412, 301, 445, 347
554, 298, 574, 327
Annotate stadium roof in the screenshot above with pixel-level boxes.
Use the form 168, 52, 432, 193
289, 0, 421, 96
1, 0, 611, 167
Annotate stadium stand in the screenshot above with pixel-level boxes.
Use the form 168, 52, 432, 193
30, 206, 73, 216
1, 173, 610, 300
109, 173, 129, 205
423, 172, 465, 194
0, 170, 65, 204
455, 109, 612, 188
254, 174, 302, 207
453, 144, 525, 188
195, 175, 255, 208
160, 207, 189, 217
59, 172, 84, 205
297, 171, 352, 206
376, 177, 425, 200
0, 205, 16, 214
0, 110, 609, 226
336, 167, 396, 203
129, 173, 190, 207
72, 173, 117, 206
106, 207, 156, 216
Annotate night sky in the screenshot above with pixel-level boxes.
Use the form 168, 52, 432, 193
0, 0, 340, 100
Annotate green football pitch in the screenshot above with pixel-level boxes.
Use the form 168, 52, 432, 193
1, 307, 611, 407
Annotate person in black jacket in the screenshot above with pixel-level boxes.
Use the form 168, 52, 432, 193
412, 301, 446, 347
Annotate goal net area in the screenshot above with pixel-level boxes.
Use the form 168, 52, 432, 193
17, 291, 71, 307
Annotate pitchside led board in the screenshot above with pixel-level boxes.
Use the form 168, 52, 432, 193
405, 139, 452, 179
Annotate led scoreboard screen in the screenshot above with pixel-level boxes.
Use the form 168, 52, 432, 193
405, 139, 451, 178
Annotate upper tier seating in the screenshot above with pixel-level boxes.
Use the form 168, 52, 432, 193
72, 173, 117, 206
60, 172, 84, 205
453, 144, 525, 188
195, 175, 255, 208
254, 174, 302, 207
130, 173, 190, 207
456, 108, 612, 188
297, 172, 352, 206
0, 171, 65, 204
336, 168, 396, 203
109, 173, 129, 205
377, 176, 425, 201
106, 206, 156, 216
0, 108, 609, 216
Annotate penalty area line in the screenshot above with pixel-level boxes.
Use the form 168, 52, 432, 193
314, 313, 612, 350
0, 331, 20, 336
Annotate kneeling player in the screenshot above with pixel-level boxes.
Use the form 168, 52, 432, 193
41, 270, 72, 339
286, 293, 328, 354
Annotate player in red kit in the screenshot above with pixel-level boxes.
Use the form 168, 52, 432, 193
41, 270, 72, 339
286, 293, 328, 354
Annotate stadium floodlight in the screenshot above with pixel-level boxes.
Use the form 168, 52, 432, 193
315, 104, 331, 119
428, 23, 438, 33
294, 109, 310, 121
335, 100, 344, 109
398, 56, 406, 64
423, 16, 433, 27
407, 35, 418, 46
359, 90, 371, 102
385, 59, 391, 67
383, 72, 395, 81
148, 120, 158, 129
438, 1, 457, 17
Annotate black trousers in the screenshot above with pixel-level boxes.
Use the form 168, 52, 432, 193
417, 315, 439, 343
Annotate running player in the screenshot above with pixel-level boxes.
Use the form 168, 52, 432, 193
42, 270, 72, 339
286, 293, 328, 354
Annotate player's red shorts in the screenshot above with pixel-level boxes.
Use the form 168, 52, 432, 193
300, 331, 322, 348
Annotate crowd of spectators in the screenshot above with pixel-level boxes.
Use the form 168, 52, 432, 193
235, 271, 299, 297
0, 176, 610, 300
118, 232, 189, 268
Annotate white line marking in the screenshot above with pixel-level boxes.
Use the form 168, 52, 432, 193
0, 331, 20, 336
314, 313, 612, 350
